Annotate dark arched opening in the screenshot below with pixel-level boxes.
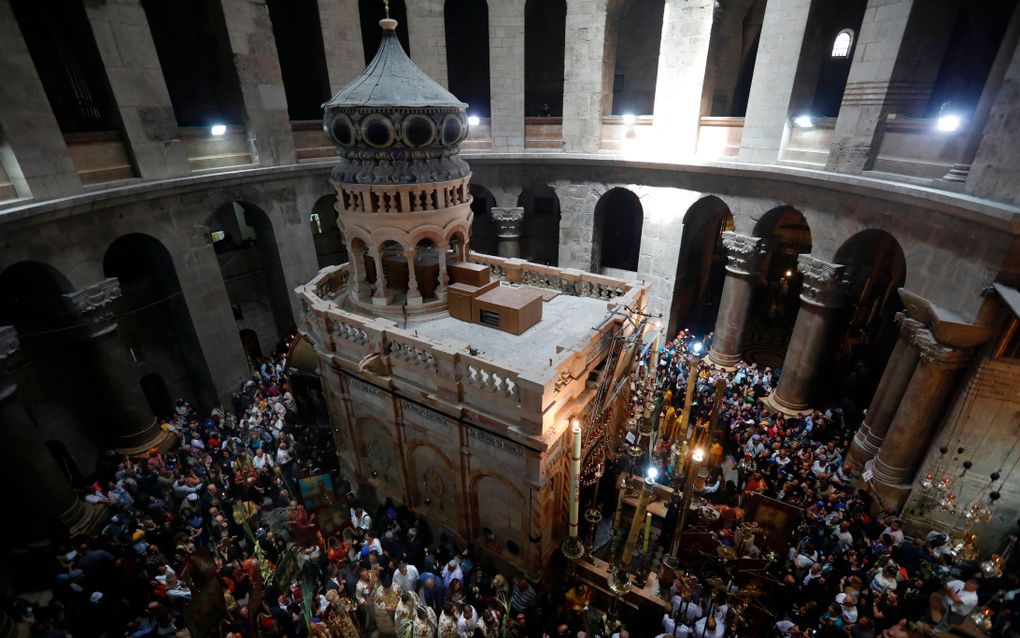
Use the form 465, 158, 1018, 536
741, 207, 812, 367
445, 0, 491, 117
704, 0, 766, 116
668, 196, 735, 337
104, 233, 218, 409
607, 0, 665, 115
824, 230, 906, 414
592, 188, 643, 272
266, 0, 331, 120
517, 184, 561, 266
208, 201, 294, 356
239, 328, 263, 366
524, 0, 566, 116
359, 0, 410, 63
469, 184, 498, 256
310, 194, 348, 269
0, 262, 101, 476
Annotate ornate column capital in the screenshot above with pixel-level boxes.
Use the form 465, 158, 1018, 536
492, 207, 524, 239
797, 254, 846, 308
63, 278, 122, 338
720, 232, 764, 276
912, 328, 972, 369
0, 326, 19, 361
894, 311, 926, 342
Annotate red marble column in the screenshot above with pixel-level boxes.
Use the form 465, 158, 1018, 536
707, 233, 764, 368
847, 312, 923, 468
870, 329, 971, 510
766, 255, 845, 415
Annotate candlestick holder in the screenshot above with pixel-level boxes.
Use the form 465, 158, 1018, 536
584, 507, 602, 559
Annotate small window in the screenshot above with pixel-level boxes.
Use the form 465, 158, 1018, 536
831, 29, 853, 58
210, 230, 225, 243
310, 212, 322, 235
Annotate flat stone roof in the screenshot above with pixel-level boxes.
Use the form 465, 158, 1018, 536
411, 286, 612, 380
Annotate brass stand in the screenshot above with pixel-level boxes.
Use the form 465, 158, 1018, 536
584, 507, 603, 560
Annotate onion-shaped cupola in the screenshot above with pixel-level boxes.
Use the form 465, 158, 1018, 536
322, 16, 470, 184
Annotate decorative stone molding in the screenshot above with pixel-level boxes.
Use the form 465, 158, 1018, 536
63, 278, 122, 314
491, 207, 524, 239
912, 328, 972, 369
0, 326, 19, 361
894, 311, 925, 342
720, 232, 764, 276
797, 255, 846, 308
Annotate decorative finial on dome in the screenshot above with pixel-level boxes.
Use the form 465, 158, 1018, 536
380, 0, 397, 30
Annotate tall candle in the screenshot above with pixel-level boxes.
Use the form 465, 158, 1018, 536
642, 511, 652, 554
568, 421, 582, 538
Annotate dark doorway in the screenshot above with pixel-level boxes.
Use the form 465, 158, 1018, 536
139, 372, 174, 418
445, 0, 491, 117
469, 184, 498, 256
524, 0, 566, 116
46, 440, 83, 485
240, 329, 263, 364
517, 185, 561, 265
668, 196, 735, 337
592, 188, 643, 272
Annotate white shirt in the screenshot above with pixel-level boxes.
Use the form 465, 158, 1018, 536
351, 509, 372, 531
394, 565, 419, 593
943, 580, 979, 615
456, 607, 478, 638
835, 593, 858, 623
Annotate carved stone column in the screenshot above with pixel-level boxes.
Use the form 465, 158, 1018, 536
349, 244, 370, 300
871, 329, 971, 509
0, 326, 93, 543
492, 207, 525, 259
437, 241, 449, 299
847, 312, 923, 468
404, 248, 423, 305
707, 233, 764, 368
64, 278, 164, 452
372, 250, 392, 305
766, 255, 845, 415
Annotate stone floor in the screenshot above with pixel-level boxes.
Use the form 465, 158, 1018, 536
412, 287, 614, 380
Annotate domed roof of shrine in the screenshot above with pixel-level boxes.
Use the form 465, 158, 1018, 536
321, 18, 471, 185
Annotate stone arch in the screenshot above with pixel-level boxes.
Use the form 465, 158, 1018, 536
668, 195, 736, 337
444, 0, 490, 117
592, 187, 643, 272
354, 416, 405, 497
524, 0, 565, 116
517, 184, 561, 265
824, 229, 907, 410
104, 233, 218, 407
407, 441, 459, 524
447, 229, 468, 261
469, 184, 498, 256
471, 473, 527, 558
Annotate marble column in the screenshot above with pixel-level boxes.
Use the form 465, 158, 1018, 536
0, 0, 82, 199
562, 0, 611, 153
437, 241, 449, 298
372, 250, 392, 304
847, 312, 923, 468
707, 233, 764, 368
492, 207, 524, 259
488, 0, 526, 152
871, 329, 971, 509
64, 278, 164, 452
0, 326, 92, 543
766, 255, 846, 415
219, 0, 297, 165
350, 244, 370, 300
737, 0, 813, 163
82, 0, 191, 179
404, 249, 423, 305
652, 0, 715, 157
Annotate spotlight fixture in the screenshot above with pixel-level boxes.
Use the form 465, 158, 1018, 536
785, 269, 793, 277
937, 114, 961, 132
467, 115, 481, 127
793, 115, 814, 128
622, 113, 637, 126
210, 123, 227, 136
692, 342, 703, 354
646, 467, 659, 481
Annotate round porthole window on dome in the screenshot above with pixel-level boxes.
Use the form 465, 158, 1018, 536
402, 114, 436, 148
361, 114, 396, 148
441, 114, 466, 146
329, 114, 356, 147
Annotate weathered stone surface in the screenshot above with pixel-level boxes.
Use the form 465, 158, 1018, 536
318, 0, 365, 94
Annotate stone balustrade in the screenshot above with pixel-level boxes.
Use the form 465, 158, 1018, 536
296, 253, 646, 436
335, 176, 471, 214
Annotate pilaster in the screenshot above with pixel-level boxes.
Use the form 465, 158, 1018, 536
406, 0, 449, 87
318, 0, 365, 93
488, 0, 526, 152
562, 0, 610, 153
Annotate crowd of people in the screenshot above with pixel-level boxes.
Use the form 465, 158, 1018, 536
2, 330, 1018, 638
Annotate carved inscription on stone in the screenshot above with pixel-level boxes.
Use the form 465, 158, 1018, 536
467, 427, 525, 458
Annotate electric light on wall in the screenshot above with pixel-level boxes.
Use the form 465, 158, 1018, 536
936, 114, 961, 132
467, 115, 481, 127
210, 124, 227, 136
622, 113, 637, 127
793, 115, 814, 128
